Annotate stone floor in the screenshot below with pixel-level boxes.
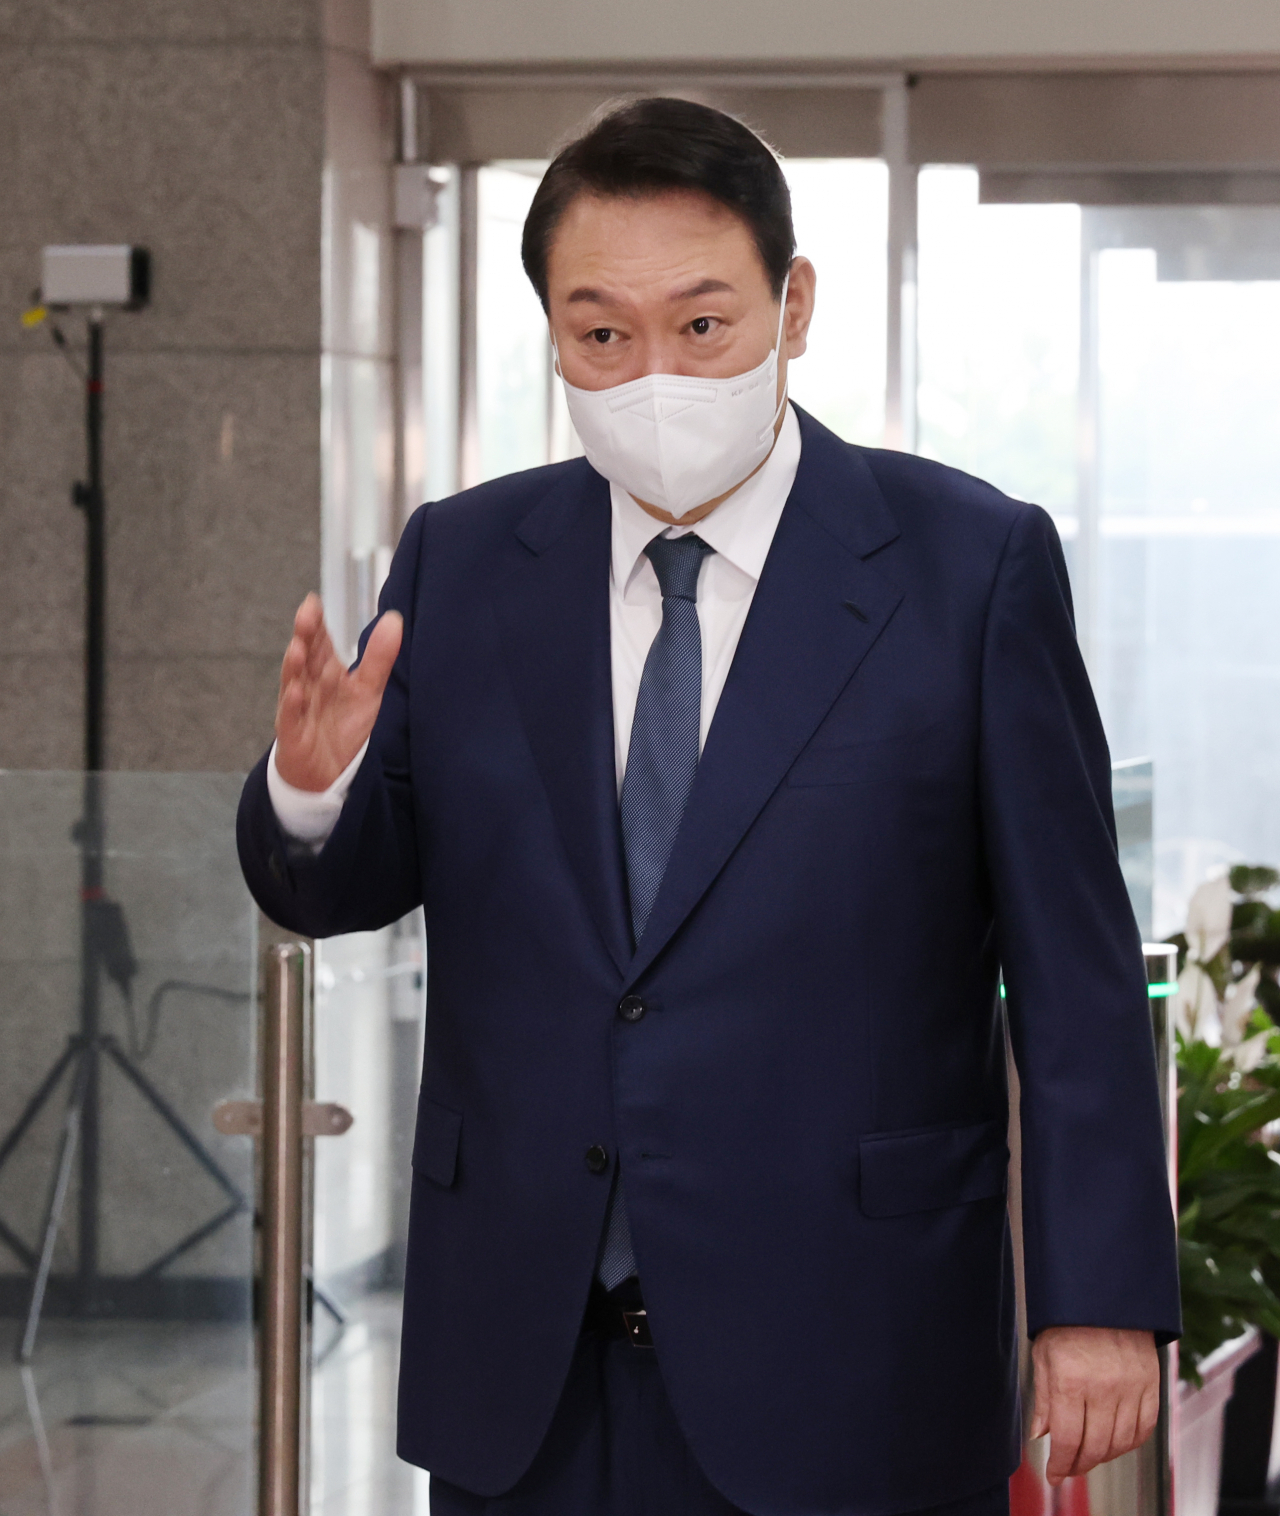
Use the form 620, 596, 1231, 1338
0, 1292, 428, 1516
310, 1291, 428, 1516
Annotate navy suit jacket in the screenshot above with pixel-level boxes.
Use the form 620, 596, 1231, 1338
238, 408, 1180, 1516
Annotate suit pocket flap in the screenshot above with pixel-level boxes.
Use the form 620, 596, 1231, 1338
412, 1099, 462, 1188
787, 721, 947, 788
859, 1118, 1008, 1218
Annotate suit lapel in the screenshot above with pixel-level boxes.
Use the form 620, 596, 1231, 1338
494, 465, 632, 977
623, 416, 904, 987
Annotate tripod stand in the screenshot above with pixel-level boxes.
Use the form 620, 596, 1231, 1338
0, 314, 250, 1362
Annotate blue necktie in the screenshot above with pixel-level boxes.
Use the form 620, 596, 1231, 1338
598, 532, 714, 1291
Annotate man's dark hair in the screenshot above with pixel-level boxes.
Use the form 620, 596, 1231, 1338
521, 97, 795, 312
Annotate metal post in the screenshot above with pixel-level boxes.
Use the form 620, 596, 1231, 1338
883, 78, 917, 454
259, 942, 309, 1516
1145, 941, 1179, 1516
1076, 221, 1102, 676
78, 313, 107, 1311
395, 77, 428, 537
457, 164, 480, 490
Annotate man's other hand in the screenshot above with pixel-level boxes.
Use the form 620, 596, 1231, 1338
1030, 1325, 1160, 1485
275, 594, 403, 792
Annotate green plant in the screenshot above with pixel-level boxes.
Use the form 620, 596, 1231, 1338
1174, 864, 1280, 1380
1177, 1035, 1280, 1377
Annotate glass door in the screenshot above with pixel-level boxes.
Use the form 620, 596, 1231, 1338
1084, 206, 1280, 929
918, 174, 1280, 938
0, 773, 258, 1516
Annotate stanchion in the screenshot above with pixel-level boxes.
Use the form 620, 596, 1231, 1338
1145, 941, 1180, 1516
214, 942, 353, 1516
259, 942, 308, 1516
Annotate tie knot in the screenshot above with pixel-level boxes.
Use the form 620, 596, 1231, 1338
644, 533, 713, 602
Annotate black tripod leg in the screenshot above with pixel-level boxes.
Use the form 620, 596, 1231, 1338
19, 1050, 88, 1364
0, 1040, 79, 1272
101, 1038, 248, 1207
0, 1216, 36, 1274
0, 1040, 79, 1175
133, 1200, 245, 1280
312, 1279, 346, 1328
19, 1363, 56, 1508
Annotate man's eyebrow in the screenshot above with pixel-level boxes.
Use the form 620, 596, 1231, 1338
564, 278, 735, 305
671, 278, 734, 301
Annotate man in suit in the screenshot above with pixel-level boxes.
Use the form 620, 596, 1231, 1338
239, 98, 1180, 1516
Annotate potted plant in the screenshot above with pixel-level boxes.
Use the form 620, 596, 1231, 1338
1172, 867, 1280, 1514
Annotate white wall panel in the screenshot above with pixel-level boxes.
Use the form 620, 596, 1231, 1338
374, 0, 1280, 69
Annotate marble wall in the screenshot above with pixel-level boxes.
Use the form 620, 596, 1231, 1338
0, 0, 401, 1298
0, 0, 395, 772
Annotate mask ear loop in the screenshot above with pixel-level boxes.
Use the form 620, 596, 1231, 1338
768, 270, 792, 432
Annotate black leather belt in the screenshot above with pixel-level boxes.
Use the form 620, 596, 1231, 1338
584, 1279, 655, 1348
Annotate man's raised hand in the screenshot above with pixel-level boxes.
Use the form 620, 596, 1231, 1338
275, 593, 403, 793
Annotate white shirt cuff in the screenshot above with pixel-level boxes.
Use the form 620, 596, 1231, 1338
266, 739, 369, 852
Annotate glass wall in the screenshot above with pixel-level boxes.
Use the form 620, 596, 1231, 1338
310, 913, 427, 1516
784, 158, 888, 447
916, 167, 1080, 520
0, 773, 256, 1516
917, 173, 1280, 934
477, 164, 552, 484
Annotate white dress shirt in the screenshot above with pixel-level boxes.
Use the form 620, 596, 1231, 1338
268, 403, 803, 848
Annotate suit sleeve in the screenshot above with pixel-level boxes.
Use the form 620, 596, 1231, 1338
979, 504, 1181, 1342
236, 504, 429, 938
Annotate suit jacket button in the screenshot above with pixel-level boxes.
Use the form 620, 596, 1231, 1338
585, 1145, 609, 1174
617, 995, 646, 1023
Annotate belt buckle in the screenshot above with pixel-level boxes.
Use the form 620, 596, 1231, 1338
621, 1308, 653, 1348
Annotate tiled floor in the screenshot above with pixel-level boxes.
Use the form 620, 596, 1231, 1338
0, 1315, 254, 1516
0, 1293, 427, 1516
310, 1292, 428, 1516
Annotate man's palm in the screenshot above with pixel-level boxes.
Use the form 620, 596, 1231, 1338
275, 593, 403, 792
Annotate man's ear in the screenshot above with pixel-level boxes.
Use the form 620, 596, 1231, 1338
548, 321, 562, 377
784, 256, 817, 360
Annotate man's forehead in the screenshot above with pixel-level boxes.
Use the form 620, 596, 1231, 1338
545, 191, 767, 302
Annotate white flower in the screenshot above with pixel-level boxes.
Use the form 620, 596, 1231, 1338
1226, 1029, 1273, 1075
1221, 966, 1263, 1049
1186, 874, 1234, 964
1175, 962, 1221, 1045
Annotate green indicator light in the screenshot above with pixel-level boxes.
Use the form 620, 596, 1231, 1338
999, 983, 1006, 999
1147, 981, 1178, 998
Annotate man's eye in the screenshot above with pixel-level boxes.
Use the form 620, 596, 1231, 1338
591, 328, 613, 344
691, 317, 713, 336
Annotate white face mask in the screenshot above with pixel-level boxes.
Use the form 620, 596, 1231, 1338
556, 277, 790, 519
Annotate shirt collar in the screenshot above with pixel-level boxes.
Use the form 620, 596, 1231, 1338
610, 402, 803, 595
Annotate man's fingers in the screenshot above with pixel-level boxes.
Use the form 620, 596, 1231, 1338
293, 592, 324, 640
1105, 1380, 1158, 1465
354, 611, 404, 698
305, 620, 337, 680
1043, 1389, 1085, 1485
275, 669, 310, 744
1029, 1353, 1049, 1441
1137, 1377, 1161, 1446
1114, 1389, 1146, 1459
1070, 1396, 1119, 1479
279, 635, 308, 698
291, 593, 339, 682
